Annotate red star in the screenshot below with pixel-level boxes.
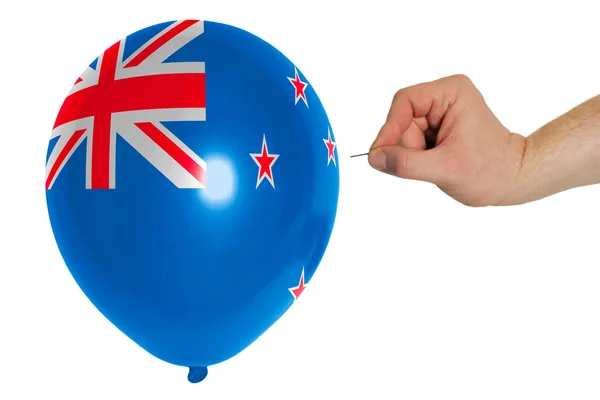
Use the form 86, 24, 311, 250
287, 67, 309, 107
250, 135, 279, 189
323, 128, 336, 166
288, 267, 307, 300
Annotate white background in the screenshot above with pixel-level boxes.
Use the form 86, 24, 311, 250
2, 1, 600, 399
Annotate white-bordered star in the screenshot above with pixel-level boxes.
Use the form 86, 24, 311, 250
288, 267, 307, 300
249, 134, 279, 189
287, 67, 309, 107
323, 128, 337, 166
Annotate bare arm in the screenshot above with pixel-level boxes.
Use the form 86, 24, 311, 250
505, 95, 600, 205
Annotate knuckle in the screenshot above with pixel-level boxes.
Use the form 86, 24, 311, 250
393, 152, 414, 177
451, 73, 472, 85
392, 88, 406, 103
446, 74, 474, 91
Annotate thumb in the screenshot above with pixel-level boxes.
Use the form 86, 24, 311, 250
368, 145, 449, 184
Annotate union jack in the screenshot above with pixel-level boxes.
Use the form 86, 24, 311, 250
45, 19, 208, 190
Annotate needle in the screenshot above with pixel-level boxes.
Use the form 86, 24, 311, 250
350, 152, 369, 158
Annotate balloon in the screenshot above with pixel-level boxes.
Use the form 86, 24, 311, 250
45, 19, 339, 383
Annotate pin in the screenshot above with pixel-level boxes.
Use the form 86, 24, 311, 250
350, 152, 368, 158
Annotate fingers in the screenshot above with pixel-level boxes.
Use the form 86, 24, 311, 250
399, 120, 427, 150
368, 145, 450, 185
370, 75, 469, 150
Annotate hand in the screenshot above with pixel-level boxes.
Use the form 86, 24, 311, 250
368, 74, 527, 207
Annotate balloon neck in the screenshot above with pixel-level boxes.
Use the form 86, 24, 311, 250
188, 366, 208, 383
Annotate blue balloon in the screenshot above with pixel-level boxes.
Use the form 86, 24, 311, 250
45, 19, 339, 382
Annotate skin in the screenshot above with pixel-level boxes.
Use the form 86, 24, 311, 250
368, 74, 600, 206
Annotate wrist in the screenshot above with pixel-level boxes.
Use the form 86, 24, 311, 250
495, 133, 531, 206
495, 95, 600, 206
500, 126, 594, 206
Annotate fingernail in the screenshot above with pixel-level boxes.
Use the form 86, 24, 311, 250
368, 149, 387, 171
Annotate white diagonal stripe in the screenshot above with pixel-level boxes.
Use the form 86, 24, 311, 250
116, 20, 205, 79
115, 120, 206, 188
46, 117, 93, 188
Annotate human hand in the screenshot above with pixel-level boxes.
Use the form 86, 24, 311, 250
368, 74, 527, 207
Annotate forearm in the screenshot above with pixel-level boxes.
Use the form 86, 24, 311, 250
503, 95, 600, 205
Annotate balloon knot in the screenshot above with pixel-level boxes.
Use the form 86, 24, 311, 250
188, 366, 208, 383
